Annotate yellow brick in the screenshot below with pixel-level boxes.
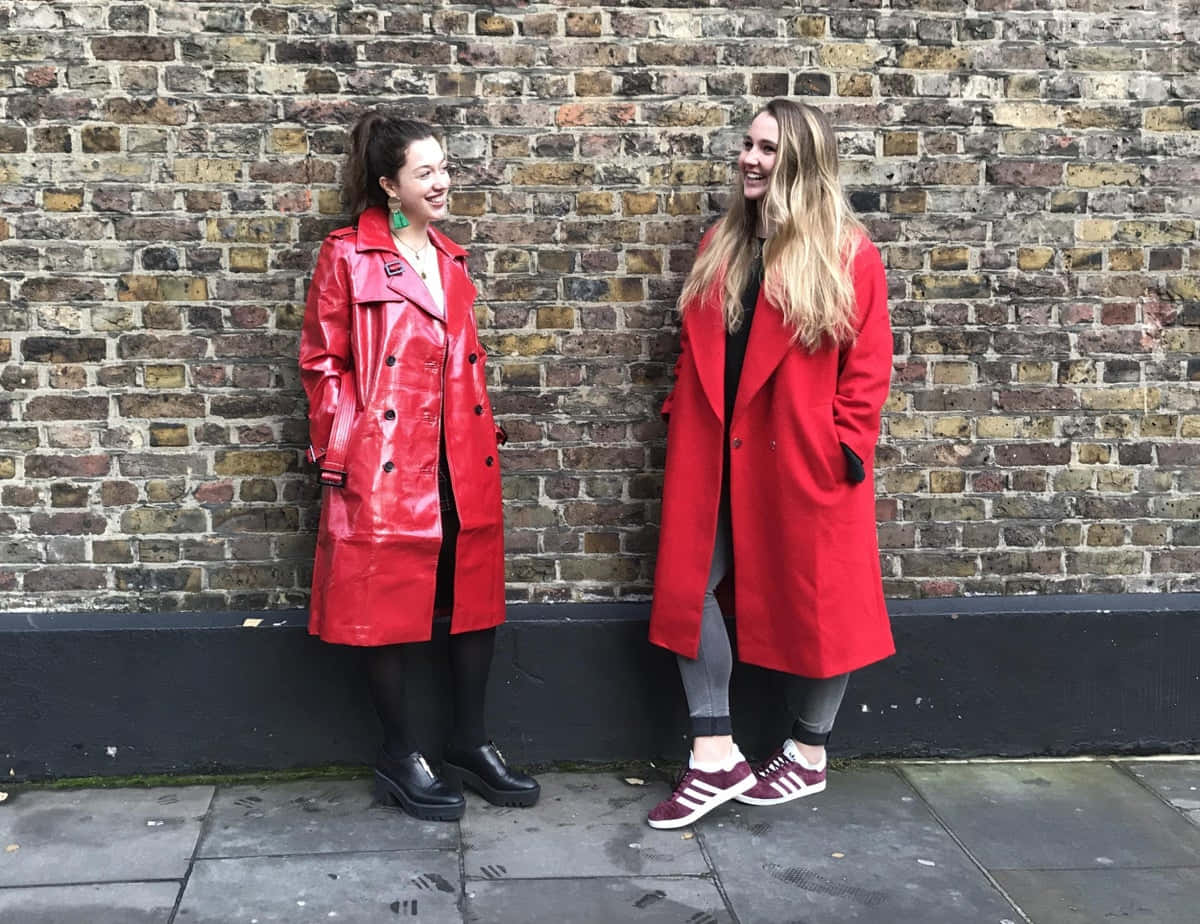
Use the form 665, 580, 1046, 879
1166, 277, 1200, 301
1108, 248, 1143, 271
157, 277, 208, 301
887, 417, 925, 438
791, 16, 826, 37
897, 47, 966, 70
574, 72, 613, 96
932, 362, 971, 385
269, 127, 308, 155
626, 250, 661, 274
622, 192, 658, 215
1066, 164, 1141, 188
1181, 416, 1200, 438
1017, 362, 1053, 384
450, 191, 486, 217
992, 103, 1060, 128
145, 364, 185, 388
44, 190, 83, 211
666, 191, 702, 215
1144, 107, 1185, 131
576, 191, 613, 215
536, 307, 575, 329
883, 132, 919, 157
838, 74, 872, 96
230, 247, 268, 273
820, 44, 881, 69
1077, 443, 1111, 464
512, 163, 595, 186
1080, 387, 1161, 411
490, 333, 557, 355
1096, 470, 1135, 493
929, 470, 965, 493
1018, 247, 1054, 271
931, 416, 970, 438
977, 417, 1021, 439
175, 158, 241, 184
609, 278, 643, 302
1076, 219, 1115, 242
317, 189, 343, 214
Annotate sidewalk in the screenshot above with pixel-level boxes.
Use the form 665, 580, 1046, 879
1, 758, 1197, 923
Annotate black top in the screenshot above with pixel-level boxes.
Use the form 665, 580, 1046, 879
724, 239, 764, 427
719, 239, 867, 491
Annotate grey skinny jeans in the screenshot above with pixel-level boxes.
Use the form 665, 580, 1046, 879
676, 499, 849, 744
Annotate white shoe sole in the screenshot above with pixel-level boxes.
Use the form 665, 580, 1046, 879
647, 772, 757, 829
734, 777, 826, 806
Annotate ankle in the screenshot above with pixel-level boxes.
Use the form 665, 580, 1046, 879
690, 737, 741, 771
790, 740, 826, 769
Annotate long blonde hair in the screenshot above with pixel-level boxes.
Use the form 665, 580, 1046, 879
679, 99, 865, 349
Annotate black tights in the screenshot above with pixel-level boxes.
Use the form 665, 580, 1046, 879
366, 624, 496, 759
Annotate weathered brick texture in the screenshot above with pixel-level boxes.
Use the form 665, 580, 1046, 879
1, 1, 1198, 611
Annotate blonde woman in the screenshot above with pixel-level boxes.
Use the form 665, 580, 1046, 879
647, 99, 894, 829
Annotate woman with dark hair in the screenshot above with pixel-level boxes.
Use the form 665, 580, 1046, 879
646, 99, 894, 829
299, 111, 538, 821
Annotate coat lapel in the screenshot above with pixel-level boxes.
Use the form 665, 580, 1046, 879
731, 287, 793, 426
685, 289, 728, 424
354, 206, 447, 322
430, 227, 475, 343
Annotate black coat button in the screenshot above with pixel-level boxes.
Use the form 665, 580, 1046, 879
485, 456, 494, 466
384, 409, 396, 420
382, 461, 394, 472
385, 355, 396, 366
732, 438, 742, 448
468, 353, 478, 364
474, 404, 483, 415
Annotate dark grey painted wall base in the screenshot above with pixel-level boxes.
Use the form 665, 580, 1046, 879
3, 594, 1198, 781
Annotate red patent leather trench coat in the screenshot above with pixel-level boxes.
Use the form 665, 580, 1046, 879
299, 206, 505, 646
649, 233, 895, 678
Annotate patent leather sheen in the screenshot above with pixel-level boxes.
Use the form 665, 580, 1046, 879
299, 207, 506, 646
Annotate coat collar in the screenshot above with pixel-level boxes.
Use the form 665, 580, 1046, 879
355, 205, 467, 259
684, 274, 794, 427
355, 207, 471, 323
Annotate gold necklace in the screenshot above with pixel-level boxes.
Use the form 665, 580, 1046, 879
394, 235, 433, 279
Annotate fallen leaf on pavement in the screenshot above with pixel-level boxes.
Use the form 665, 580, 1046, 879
624, 777, 645, 786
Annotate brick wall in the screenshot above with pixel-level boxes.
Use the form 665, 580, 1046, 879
1, 0, 1198, 613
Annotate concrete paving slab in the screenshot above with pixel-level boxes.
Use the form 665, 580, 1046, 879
464, 877, 734, 924
460, 772, 708, 879
995, 867, 1200, 924
177, 851, 460, 924
902, 762, 1200, 871
0, 786, 212, 886
1125, 760, 1200, 827
198, 778, 456, 858
0, 882, 179, 924
702, 766, 1021, 923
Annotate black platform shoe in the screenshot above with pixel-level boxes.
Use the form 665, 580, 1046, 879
374, 751, 466, 822
442, 742, 540, 808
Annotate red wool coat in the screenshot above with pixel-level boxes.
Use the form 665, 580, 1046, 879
299, 207, 506, 646
649, 234, 895, 677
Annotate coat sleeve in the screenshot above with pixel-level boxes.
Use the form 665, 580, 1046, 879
298, 237, 354, 462
833, 239, 892, 473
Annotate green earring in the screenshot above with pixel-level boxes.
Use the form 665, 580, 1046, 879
387, 196, 409, 231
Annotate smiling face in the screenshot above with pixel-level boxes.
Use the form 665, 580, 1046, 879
378, 135, 450, 226
738, 110, 779, 202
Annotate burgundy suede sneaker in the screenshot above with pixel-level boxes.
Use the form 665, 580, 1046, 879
647, 759, 756, 830
734, 742, 826, 806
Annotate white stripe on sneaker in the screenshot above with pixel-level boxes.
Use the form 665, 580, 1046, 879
675, 795, 702, 810
688, 779, 723, 795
